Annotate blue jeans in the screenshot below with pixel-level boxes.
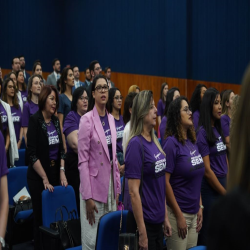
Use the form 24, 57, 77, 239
198, 176, 227, 246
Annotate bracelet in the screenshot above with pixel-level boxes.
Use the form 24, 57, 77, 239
60, 167, 65, 172
200, 204, 204, 210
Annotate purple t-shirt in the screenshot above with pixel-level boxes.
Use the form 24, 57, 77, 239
160, 116, 167, 146
163, 136, 205, 214
0, 103, 8, 132
20, 90, 28, 103
115, 115, 125, 154
125, 136, 166, 224
197, 126, 228, 177
22, 101, 39, 127
100, 113, 113, 161
221, 114, 231, 137
63, 111, 81, 154
193, 110, 200, 130
47, 122, 60, 160
11, 105, 22, 142
157, 99, 165, 118
0, 131, 8, 181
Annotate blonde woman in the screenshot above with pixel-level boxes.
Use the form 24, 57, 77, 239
125, 90, 171, 250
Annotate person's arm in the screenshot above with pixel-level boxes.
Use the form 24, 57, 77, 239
4, 128, 10, 152
58, 113, 67, 153
225, 136, 230, 152
203, 155, 226, 195
23, 127, 28, 146
66, 130, 78, 154
17, 127, 23, 149
0, 175, 8, 248
163, 199, 172, 237
59, 159, 67, 187
128, 179, 148, 249
157, 116, 161, 125
165, 173, 187, 239
196, 195, 203, 232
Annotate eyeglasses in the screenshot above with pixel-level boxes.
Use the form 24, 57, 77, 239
8, 85, 15, 89
95, 85, 109, 93
114, 96, 123, 100
182, 107, 192, 114
94, 67, 102, 71
79, 96, 89, 101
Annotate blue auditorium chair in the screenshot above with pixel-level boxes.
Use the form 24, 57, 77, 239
119, 176, 124, 201
7, 166, 33, 249
15, 149, 26, 166
39, 185, 81, 250
95, 210, 128, 250
188, 246, 207, 250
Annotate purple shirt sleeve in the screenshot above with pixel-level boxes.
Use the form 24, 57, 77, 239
163, 137, 177, 173
0, 132, 8, 178
63, 112, 79, 137
157, 99, 164, 117
196, 128, 210, 158
22, 103, 30, 127
125, 137, 143, 179
192, 111, 200, 130
221, 115, 230, 137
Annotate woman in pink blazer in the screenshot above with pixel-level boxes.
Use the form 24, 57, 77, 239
78, 75, 121, 249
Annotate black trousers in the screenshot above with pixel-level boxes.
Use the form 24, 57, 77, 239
65, 152, 80, 216
127, 211, 163, 250
27, 175, 59, 250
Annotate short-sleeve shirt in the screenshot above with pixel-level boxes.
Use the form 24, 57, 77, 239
114, 115, 125, 154
11, 105, 22, 142
22, 101, 39, 127
100, 113, 112, 161
163, 136, 204, 214
58, 94, 72, 124
197, 126, 228, 177
192, 110, 200, 130
160, 116, 167, 146
47, 122, 60, 160
0, 131, 8, 182
20, 90, 28, 104
125, 136, 166, 224
221, 114, 231, 137
0, 103, 8, 132
157, 99, 165, 118
63, 111, 81, 154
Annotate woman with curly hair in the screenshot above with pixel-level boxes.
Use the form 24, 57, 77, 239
190, 84, 207, 130
196, 88, 228, 245
159, 87, 180, 146
163, 96, 204, 250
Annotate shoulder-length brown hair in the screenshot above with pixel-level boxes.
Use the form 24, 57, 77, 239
38, 85, 59, 111
27, 74, 41, 102
222, 89, 233, 115
2, 78, 19, 109
165, 96, 196, 145
229, 64, 250, 192
16, 70, 26, 91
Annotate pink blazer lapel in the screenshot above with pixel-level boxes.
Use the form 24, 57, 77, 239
93, 106, 110, 161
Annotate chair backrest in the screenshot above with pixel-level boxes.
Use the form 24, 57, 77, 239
15, 149, 26, 166
42, 185, 78, 228
7, 166, 29, 206
95, 210, 128, 250
188, 246, 207, 250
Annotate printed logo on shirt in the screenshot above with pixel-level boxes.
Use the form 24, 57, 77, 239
189, 154, 204, 171
23, 97, 27, 102
12, 113, 20, 122
104, 129, 112, 145
0, 113, 7, 123
116, 126, 124, 139
153, 152, 166, 178
216, 137, 226, 152
47, 130, 59, 145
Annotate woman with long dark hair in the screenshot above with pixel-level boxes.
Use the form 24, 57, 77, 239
32, 62, 46, 85
157, 82, 168, 125
196, 88, 228, 245
107, 87, 125, 173
190, 84, 207, 130
2, 78, 23, 149
163, 97, 204, 249
159, 87, 180, 146
16, 70, 28, 103
63, 86, 88, 214
78, 75, 120, 249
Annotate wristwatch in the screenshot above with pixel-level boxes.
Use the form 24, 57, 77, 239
200, 204, 204, 210
0, 237, 5, 247
60, 167, 65, 172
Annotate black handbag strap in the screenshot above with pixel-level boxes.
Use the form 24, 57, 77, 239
120, 135, 145, 233
55, 205, 70, 222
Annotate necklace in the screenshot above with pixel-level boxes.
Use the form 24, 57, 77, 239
185, 139, 196, 156
45, 120, 51, 126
